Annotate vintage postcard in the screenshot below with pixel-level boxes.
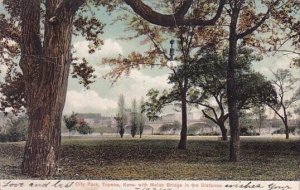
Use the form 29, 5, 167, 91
0, 0, 299, 190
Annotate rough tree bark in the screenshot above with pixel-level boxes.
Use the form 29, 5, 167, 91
20, 0, 85, 177
178, 77, 188, 149
283, 107, 289, 139
226, 0, 271, 162
284, 121, 289, 139
227, 6, 240, 162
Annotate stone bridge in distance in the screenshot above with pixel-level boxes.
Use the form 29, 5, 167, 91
143, 119, 210, 134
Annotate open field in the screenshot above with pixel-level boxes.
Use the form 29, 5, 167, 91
0, 135, 299, 180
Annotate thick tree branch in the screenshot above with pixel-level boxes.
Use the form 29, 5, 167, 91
214, 94, 224, 116
20, 0, 42, 74
237, 0, 280, 39
124, 0, 226, 27
237, 10, 270, 39
202, 110, 219, 126
190, 100, 219, 121
223, 113, 229, 121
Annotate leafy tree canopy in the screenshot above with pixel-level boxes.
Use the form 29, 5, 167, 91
143, 47, 277, 121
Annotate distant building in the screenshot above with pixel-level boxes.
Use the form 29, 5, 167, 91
76, 113, 115, 128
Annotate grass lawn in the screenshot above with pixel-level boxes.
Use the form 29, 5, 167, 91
0, 135, 299, 180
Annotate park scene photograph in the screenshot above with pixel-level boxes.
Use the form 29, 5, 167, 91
0, 0, 299, 181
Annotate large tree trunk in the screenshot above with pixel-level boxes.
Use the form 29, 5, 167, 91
227, 10, 240, 162
20, 0, 82, 177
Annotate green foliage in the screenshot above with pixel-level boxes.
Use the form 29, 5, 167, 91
137, 97, 146, 138
0, 116, 28, 142
144, 46, 276, 133
76, 121, 93, 135
143, 88, 180, 121
114, 116, 124, 138
187, 47, 276, 109
115, 94, 126, 138
63, 112, 78, 133
130, 99, 138, 138
0, 73, 26, 116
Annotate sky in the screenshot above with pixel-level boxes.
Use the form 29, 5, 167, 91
64, 8, 171, 116
63, 5, 299, 118
0, 1, 299, 118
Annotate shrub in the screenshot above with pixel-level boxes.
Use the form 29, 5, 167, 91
77, 121, 93, 135
0, 134, 8, 142
240, 126, 260, 136
63, 112, 77, 135
198, 131, 220, 136
0, 116, 28, 142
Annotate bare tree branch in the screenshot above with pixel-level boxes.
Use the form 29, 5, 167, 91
202, 110, 219, 126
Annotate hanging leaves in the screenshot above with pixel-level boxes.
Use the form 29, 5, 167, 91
71, 58, 96, 89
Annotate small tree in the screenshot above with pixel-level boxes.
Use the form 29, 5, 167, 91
77, 120, 93, 135
138, 97, 146, 138
267, 69, 300, 139
63, 112, 78, 137
115, 94, 126, 138
131, 99, 138, 138
114, 116, 125, 138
